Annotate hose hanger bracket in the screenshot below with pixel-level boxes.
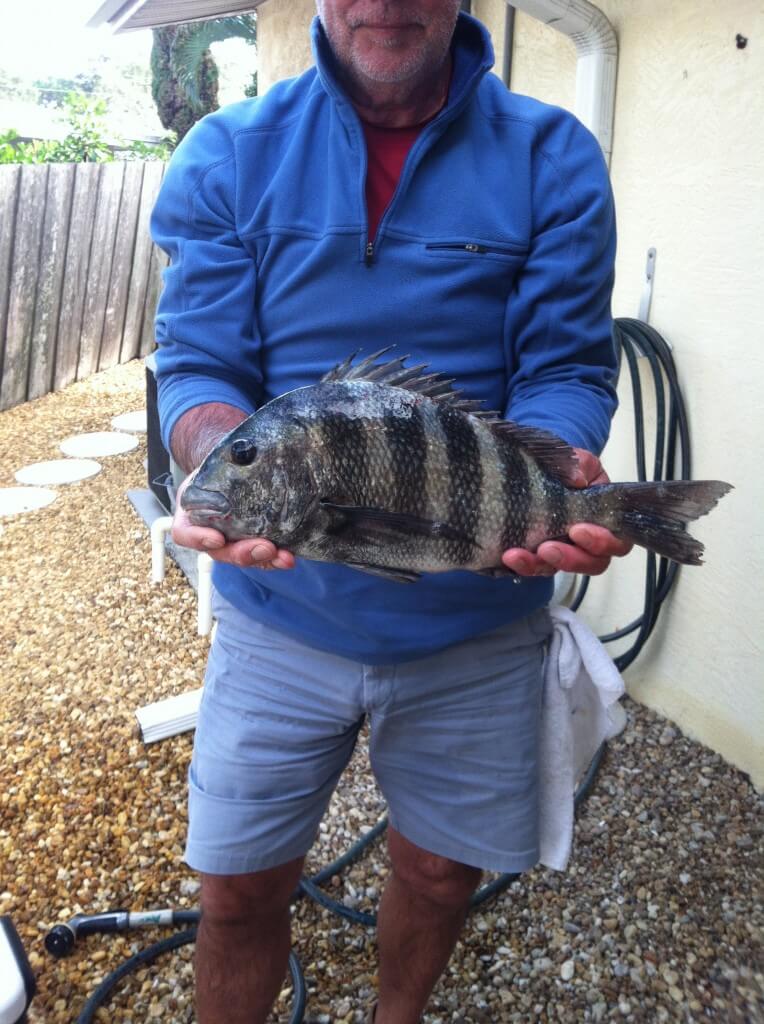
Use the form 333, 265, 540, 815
637, 247, 658, 337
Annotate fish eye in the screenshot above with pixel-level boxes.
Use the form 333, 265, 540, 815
230, 438, 257, 465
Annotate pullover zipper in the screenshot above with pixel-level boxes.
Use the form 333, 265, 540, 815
356, 52, 491, 265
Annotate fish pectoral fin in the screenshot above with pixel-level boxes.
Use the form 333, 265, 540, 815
346, 562, 422, 583
319, 501, 476, 545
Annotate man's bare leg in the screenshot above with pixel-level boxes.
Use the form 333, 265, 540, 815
375, 828, 482, 1024
195, 856, 304, 1024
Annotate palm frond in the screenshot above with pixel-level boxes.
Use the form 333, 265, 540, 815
171, 15, 257, 110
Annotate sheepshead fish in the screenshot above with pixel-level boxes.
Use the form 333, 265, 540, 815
181, 351, 732, 582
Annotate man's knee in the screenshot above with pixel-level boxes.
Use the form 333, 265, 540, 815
388, 828, 482, 909
199, 855, 304, 930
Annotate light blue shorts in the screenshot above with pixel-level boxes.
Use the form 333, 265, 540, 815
185, 590, 552, 875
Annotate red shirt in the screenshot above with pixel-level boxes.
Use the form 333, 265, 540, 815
361, 121, 422, 242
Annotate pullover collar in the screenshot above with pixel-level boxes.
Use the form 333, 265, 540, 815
310, 11, 495, 132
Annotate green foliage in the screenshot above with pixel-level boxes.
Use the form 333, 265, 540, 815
0, 69, 35, 103
0, 130, 76, 164
33, 72, 102, 108
171, 15, 257, 109
244, 71, 258, 99
151, 25, 218, 143
46, 93, 114, 162
0, 129, 24, 162
120, 136, 175, 161
0, 92, 172, 165
150, 14, 257, 141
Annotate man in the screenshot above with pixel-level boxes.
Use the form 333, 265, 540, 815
151, 3, 629, 1021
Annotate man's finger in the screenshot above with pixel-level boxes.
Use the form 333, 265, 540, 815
172, 516, 226, 552
271, 549, 296, 570
536, 541, 610, 576
501, 549, 557, 577
568, 524, 633, 558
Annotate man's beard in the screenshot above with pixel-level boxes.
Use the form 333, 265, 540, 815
319, 1, 460, 86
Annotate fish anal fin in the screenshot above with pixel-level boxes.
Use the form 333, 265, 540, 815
475, 565, 520, 579
347, 562, 421, 583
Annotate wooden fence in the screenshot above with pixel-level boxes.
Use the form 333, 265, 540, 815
0, 161, 168, 412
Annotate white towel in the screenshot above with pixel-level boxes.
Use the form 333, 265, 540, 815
539, 604, 627, 870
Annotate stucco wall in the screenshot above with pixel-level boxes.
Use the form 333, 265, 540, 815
256, 2, 764, 787
257, 0, 315, 92
495, 0, 764, 789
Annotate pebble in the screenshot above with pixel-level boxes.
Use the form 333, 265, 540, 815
659, 725, 678, 745
0, 361, 761, 1023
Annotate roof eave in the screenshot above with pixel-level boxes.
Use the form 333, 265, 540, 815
88, 0, 266, 33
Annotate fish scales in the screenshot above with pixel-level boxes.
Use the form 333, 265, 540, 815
472, 419, 508, 561
497, 438, 533, 553
437, 403, 483, 565
420, 399, 454, 525
523, 457, 569, 550
318, 411, 375, 503
383, 406, 428, 518
182, 352, 732, 579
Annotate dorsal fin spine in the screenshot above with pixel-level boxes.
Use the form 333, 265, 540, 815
320, 351, 578, 483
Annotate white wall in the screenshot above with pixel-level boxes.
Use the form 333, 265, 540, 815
493, 0, 764, 788
257, 1, 764, 787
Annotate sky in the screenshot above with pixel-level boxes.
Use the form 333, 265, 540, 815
2, 0, 154, 79
1, 0, 258, 136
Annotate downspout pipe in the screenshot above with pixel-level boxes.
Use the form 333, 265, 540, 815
506, 0, 617, 166
502, 5, 516, 88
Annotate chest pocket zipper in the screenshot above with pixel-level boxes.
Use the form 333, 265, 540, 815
425, 242, 527, 257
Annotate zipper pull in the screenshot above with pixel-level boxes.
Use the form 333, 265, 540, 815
365, 241, 374, 265
464, 243, 483, 253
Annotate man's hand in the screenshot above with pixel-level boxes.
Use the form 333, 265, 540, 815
171, 472, 296, 571
501, 448, 633, 578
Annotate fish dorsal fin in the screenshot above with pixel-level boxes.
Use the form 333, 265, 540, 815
321, 349, 503, 418
491, 421, 580, 485
321, 352, 580, 484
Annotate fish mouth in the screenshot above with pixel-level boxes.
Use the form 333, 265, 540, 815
181, 484, 232, 518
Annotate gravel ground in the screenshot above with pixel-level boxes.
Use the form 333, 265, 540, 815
0, 360, 761, 1024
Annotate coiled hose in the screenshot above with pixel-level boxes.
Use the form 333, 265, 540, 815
571, 317, 691, 671
71, 317, 686, 1022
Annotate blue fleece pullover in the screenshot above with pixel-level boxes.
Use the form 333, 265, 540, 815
151, 13, 618, 664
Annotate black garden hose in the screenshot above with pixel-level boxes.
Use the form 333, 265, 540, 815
571, 318, 691, 671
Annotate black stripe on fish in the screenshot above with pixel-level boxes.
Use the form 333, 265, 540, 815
319, 411, 373, 502
437, 403, 482, 563
497, 439, 532, 551
383, 406, 428, 513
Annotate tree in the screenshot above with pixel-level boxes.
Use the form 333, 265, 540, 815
34, 72, 102, 108
150, 14, 256, 143
0, 69, 35, 103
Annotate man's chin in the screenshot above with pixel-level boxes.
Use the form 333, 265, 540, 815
351, 49, 430, 86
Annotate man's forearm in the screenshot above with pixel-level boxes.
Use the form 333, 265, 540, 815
170, 403, 250, 474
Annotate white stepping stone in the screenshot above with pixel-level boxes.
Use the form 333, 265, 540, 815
15, 459, 102, 486
0, 487, 58, 517
111, 410, 147, 433
60, 431, 139, 458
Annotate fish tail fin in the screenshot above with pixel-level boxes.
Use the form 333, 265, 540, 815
576, 480, 733, 565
